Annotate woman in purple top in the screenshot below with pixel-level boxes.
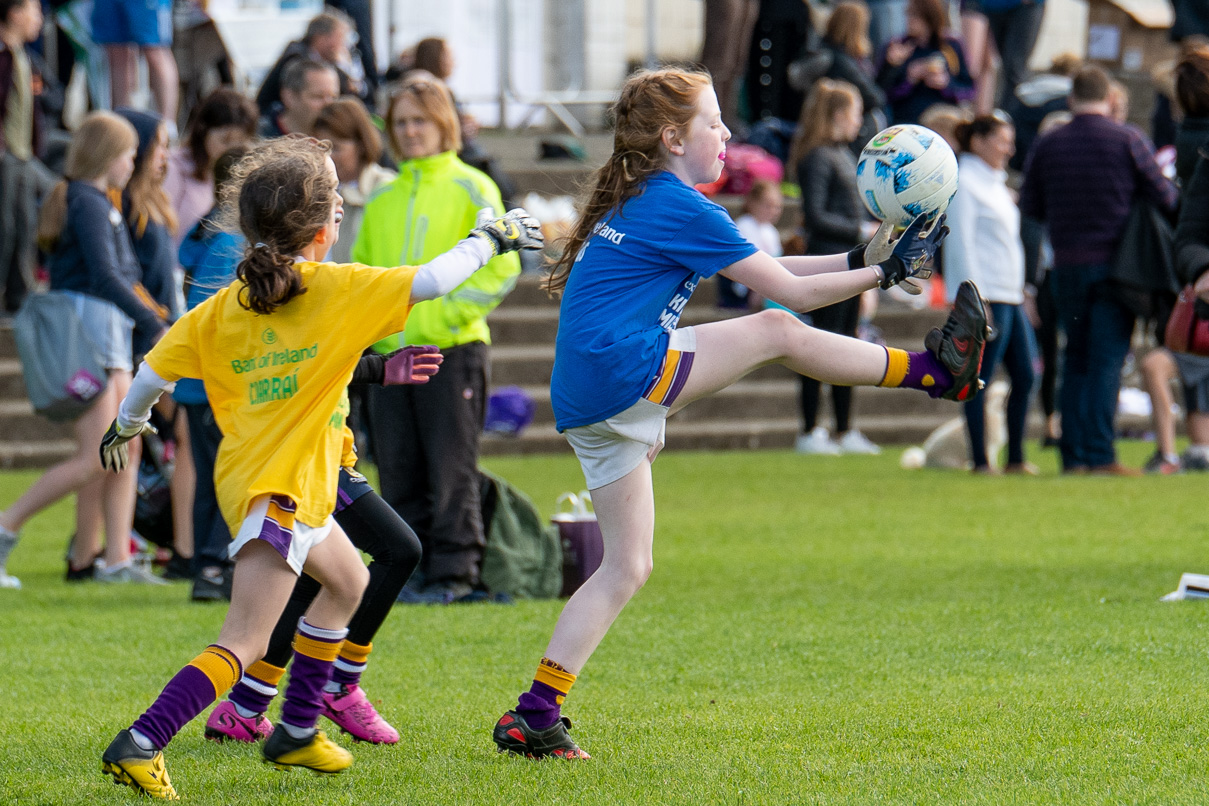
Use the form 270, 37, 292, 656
876, 0, 974, 124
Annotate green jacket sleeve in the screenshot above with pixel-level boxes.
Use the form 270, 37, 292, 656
424, 176, 521, 332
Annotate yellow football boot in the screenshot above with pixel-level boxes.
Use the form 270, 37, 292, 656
101, 729, 179, 800
262, 727, 353, 774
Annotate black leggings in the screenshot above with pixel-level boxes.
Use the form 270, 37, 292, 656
800, 296, 861, 433
262, 489, 422, 668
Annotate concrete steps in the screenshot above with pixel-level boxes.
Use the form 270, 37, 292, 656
0, 272, 961, 467
480, 274, 960, 456
0, 323, 78, 469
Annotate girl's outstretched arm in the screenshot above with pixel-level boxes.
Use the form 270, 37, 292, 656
408, 208, 542, 302
773, 253, 852, 277
721, 251, 881, 313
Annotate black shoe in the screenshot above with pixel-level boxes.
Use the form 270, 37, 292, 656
64, 532, 98, 582
493, 710, 590, 759
161, 553, 193, 581
191, 566, 232, 602
66, 558, 96, 582
923, 280, 989, 402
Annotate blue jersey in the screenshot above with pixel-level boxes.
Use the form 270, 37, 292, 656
551, 171, 758, 430
172, 214, 244, 405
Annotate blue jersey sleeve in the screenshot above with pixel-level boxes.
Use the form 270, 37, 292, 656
661, 204, 759, 279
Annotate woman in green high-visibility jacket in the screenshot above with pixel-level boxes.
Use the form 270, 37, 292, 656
352, 75, 521, 602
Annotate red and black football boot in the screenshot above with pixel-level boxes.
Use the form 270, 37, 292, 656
493, 710, 590, 759
924, 279, 990, 402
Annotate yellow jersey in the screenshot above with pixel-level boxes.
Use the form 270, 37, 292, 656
145, 261, 416, 536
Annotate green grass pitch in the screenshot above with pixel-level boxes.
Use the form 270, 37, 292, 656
2, 443, 1208, 804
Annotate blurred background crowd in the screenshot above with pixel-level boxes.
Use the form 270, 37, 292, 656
0, 0, 1206, 601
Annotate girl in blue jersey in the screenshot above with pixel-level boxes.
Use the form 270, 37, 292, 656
492, 67, 989, 760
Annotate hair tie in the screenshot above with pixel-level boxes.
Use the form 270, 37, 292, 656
254, 242, 268, 250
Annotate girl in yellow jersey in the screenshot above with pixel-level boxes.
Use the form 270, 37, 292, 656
94, 135, 543, 799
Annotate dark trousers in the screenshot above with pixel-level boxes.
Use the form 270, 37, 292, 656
264, 489, 422, 668
984, 1, 1046, 107
367, 342, 488, 587
1053, 264, 1136, 469
182, 401, 229, 573
800, 297, 860, 433
1034, 270, 1060, 418
963, 302, 1038, 467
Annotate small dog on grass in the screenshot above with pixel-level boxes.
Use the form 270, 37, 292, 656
900, 381, 1009, 471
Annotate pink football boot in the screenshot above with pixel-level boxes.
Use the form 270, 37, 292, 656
204, 700, 274, 743
321, 685, 399, 744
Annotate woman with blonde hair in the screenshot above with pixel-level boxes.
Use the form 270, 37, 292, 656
0, 111, 168, 587
353, 75, 521, 603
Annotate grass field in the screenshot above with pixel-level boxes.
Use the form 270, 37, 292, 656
2, 443, 1209, 804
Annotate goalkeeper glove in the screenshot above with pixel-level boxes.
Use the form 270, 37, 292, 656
99, 419, 157, 473
848, 213, 948, 292
470, 208, 544, 256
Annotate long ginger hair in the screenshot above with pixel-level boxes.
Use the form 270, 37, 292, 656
545, 68, 713, 296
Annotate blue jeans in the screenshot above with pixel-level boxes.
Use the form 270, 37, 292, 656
963, 302, 1038, 467
1052, 264, 1135, 469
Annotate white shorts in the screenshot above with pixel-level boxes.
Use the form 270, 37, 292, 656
564, 328, 697, 489
229, 494, 334, 574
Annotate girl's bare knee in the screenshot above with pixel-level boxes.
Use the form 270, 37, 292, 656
335, 563, 369, 606
756, 307, 806, 354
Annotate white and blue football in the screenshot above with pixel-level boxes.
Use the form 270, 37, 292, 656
855, 124, 959, 228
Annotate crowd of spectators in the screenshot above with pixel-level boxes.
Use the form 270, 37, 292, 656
2, 0, 1209, 598
0, 4, 515, 602
704, 0, 1209, 471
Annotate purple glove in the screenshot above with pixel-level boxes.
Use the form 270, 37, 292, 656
384, 346, 443, 385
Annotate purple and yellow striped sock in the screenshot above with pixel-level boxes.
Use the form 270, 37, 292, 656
878, 347, 952, 398
131, 645, 242, 750
516, 657, 576, 731
228, 660, 287, 716
279, 619, 347, 731
330, 640, 372, 689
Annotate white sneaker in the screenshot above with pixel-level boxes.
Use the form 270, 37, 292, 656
96, 560, 168, 585
837, 430, 881, 455
0, 527, 20, 589
795, 427, 841, 455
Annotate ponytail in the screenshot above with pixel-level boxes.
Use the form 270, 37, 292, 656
545, 68, 713, 296
954, 113, 1008, 154
222, 135, 336, 315
236, 243, 307, 314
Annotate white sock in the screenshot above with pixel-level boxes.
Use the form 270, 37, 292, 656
233, 703, 260, 719
1188, 445, 1209, 460
129, 728, 156, 751
281, 721, 316, 740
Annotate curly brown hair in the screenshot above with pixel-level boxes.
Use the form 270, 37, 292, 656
219, 135, 336, 314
